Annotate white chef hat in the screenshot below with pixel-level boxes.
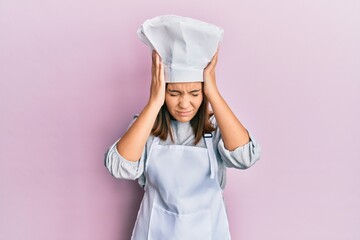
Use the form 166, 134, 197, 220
136, 14, 224, 83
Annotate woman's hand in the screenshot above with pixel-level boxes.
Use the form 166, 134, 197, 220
203, 47, 250, 150
203, 47, 220, 98
116, 50, 165, 162
149, 50, 166, 108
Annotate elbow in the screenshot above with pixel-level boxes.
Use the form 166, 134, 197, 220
243, 142, 262, 168
230, 142, 261, 169
104, 149, 141, 180
104, 150, 121, 179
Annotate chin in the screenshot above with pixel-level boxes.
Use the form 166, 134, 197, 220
175, 117, 193, 122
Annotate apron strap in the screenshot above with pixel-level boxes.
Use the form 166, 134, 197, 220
145, 136, 160, 173
203, 133, 218, 179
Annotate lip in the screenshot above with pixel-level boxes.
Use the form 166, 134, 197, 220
176, 110, 193, 117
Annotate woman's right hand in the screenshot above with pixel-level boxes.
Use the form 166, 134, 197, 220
149, 50, 165, 108
115, 50, 165, 162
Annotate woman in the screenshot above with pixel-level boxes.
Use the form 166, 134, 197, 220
105, 48, 261, 239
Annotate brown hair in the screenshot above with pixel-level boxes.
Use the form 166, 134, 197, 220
151, 83, 215, 145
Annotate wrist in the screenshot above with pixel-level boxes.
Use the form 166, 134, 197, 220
205, 88, 221, 103
147, 98, 164, 111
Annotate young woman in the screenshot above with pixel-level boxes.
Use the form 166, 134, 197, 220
105, 49, 261, 239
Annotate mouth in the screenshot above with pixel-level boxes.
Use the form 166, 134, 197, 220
176, 110, 193, 117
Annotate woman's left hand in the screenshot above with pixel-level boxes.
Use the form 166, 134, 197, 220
203, 47, 220, 98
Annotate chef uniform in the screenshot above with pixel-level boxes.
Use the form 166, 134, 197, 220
130, 14, 229, 240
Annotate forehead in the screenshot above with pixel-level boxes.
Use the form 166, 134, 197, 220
167, 82, 202, 90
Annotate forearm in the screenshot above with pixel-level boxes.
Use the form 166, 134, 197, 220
207, 90, 250, 151
116, 101, 161, 161
202, 48, 249, 150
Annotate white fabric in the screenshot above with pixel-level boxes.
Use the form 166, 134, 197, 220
136, 14, 224, 83
204, 133, 218, 179
131, 136, 231, 239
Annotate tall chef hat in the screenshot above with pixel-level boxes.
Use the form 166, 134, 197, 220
136, 14, 224, 83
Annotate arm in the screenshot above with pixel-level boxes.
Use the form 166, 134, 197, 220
104, 118, 146, 180
204, 48, 250, 151
116, 50, 165, 161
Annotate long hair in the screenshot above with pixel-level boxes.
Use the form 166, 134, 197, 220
151, 83, 215, 145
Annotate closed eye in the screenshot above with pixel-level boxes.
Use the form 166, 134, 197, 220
168, 90, 180, 96
167, 89, 201, 97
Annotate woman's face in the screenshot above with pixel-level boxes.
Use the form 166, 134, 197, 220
165, 82, 203, 122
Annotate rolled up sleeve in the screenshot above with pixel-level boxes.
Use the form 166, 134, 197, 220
104, 138, 145, 180
218, 130, 261, 169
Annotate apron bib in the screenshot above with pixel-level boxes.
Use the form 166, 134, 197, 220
131, 134, 231, 240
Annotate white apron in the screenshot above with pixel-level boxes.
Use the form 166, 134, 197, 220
131, 133, 231, 240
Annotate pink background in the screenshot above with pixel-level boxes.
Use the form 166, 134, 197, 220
1, 0, 359, 239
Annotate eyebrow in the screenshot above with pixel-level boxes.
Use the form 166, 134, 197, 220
167, 89, 201, 93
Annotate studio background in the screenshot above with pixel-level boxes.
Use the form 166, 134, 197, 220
1, 0, 359, 239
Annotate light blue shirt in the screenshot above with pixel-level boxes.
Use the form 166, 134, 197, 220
104, 114, 261, 189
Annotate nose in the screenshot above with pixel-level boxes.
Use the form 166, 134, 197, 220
178, 96, 190, 109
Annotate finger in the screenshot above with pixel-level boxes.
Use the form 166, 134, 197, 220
213, 48, 219, 62
207, 53, 217, 69
155, 53, 159, 80
161, 61, 165, 80
158, 63, 162, 84
152, 50, 157, 75
157, 53, 164, 82
214, 47, 219, 58
213, 52, 218, 65
152, 50, 157, 64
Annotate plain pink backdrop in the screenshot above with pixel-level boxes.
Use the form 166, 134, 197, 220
1, 0, 359, 239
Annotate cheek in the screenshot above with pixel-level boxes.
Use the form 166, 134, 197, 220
193, 96, 203, 109
165, 96, 176, 111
